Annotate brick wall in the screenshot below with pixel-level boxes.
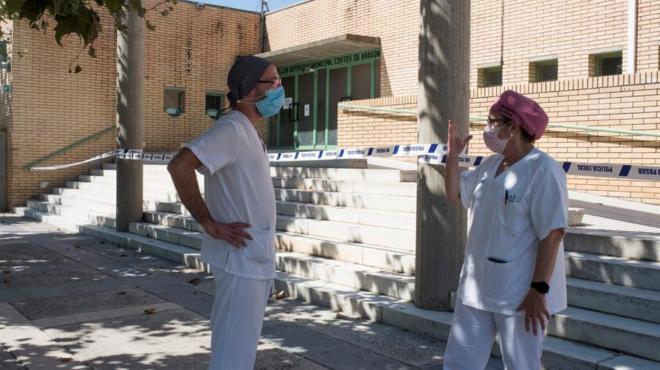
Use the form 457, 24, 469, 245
337, 72, 660, 205
636, 0, 660, 73
5, 1, 260, 208
264, 0, 419, 97
265, 1, 660, 96
472, 0, 660, 88
7, 9, 117, 209
143, 2, 261, 152
337, 96, 416, 148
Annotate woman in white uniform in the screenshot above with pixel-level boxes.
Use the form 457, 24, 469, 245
442, 90, 568, 370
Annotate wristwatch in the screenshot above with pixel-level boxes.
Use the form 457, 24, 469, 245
530, 281, 550, 294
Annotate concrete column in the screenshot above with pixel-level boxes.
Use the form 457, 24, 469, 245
415, 0, 470, 311
115, 6, 144, 232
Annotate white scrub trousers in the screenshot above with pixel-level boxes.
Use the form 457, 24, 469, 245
208, 266, 273, 370
443, 300, 545, 370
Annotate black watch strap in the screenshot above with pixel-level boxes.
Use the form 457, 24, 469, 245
530, 281, 550, 294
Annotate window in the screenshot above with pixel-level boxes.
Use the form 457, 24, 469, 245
590, 52, 622, 77
0, 41, 9, 72
529, 59, 558, 82
478, 66, 502, 87
205, 92, 224, 118
164, 88, 185, 117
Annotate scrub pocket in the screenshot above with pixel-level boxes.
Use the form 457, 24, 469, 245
242, 226, 275, 264
499, 201, 529, 234
224, 225, 276, 280
483, 257, 528, 303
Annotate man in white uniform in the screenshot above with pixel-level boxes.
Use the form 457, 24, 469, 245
442, 90, 568, 370
167, 56, 284, 370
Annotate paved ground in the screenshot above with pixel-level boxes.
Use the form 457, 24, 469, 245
0, 214, 504, 370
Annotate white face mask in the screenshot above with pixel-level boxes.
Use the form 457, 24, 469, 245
483, 124, 509, 154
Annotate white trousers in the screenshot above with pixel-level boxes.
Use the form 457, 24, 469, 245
208, 266, 273, 370
443, 300, 545, 370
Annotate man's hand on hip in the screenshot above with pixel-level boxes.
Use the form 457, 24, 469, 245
202, 220, 252, 248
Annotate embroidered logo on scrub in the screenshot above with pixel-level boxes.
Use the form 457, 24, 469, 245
504, 190, 519, 205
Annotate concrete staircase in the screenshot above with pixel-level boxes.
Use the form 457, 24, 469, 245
15, 162, 660, 370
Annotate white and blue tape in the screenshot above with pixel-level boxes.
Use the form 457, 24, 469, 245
28, 144, 660, 181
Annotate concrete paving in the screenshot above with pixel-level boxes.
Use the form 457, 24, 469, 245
0, 214, 504, 370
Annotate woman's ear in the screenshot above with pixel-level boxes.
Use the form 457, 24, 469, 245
509, 121, 521, 138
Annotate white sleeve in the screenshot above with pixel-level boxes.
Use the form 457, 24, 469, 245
530, 163, 569, 240
459, 167, 481, 209
183, 120, 239, 175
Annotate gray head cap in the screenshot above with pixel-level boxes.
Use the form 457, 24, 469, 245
226, 56, 272, 103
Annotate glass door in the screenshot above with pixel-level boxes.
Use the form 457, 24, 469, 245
296, 72, 315, 149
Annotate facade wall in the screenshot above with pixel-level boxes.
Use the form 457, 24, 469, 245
264, 0, 420, 97
7, 11, 117, 208
471, 0, 660, 88
143, 2, 261, 152
337, 96, 417, 148
4, 0, 660, 207
338, 72, 660, 205
5, 1, 260, 208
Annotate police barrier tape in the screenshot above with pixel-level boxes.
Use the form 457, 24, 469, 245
28, 146, 660, 181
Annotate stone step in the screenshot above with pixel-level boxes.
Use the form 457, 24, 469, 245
72, 223, 660, 369
52, 187, 179, 203
100, 162, 417, 183
78, 174, 418, 207
279, 273, 660, 366
270, 166, 417, 183
271, 177, 417, 197
145, 206, 415, 252
143, 210, 204, 232
41, 193, 166, 213
566, 252, 660, 291
87, 170, 416, 196
76, 174, 185, 189
17, 208, 82, 233
80, 224, 204, 270
23, 200, 660, 325
280, 273, 660, 369
26, 200, 116, 229
276, 215, 415, 252
131, 220, 413, 299
144, 210, 415, 274
276, 232, 416, 275
135, 213, 660, 323
149, 199, 416, 232
565, 229, 660, 262
567, 277, 660, 324
130, 222, 203, 250
276, 251, 415, 301
276, 201, 416, 231
549, 306, 660, 362
275, 188, 416, 213
103, 163, 169, 174
32, 197, 117, 216
65, 180, 179, 195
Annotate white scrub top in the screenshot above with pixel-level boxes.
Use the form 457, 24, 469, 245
184, 110, 277, 280
457, 148, 568, 315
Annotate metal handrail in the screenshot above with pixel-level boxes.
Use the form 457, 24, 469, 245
23, 125, 115, 171
338, 103, 660, 139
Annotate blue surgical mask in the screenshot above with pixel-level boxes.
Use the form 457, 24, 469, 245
255, 86, 285, 118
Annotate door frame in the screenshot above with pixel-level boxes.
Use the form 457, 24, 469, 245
272, 49, 381, 150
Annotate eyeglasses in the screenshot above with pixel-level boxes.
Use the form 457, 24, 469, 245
486, 117, 512, 129
258, 78, 282, 87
